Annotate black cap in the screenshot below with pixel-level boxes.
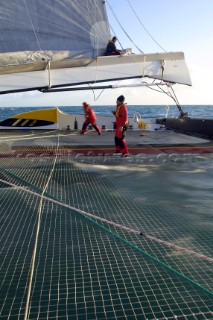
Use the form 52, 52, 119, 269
117, 95, 125, 103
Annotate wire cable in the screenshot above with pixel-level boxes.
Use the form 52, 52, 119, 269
125, 0, 167, 52
106, 0, 144, 53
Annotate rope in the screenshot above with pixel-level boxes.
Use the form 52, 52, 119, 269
0, 173, 213, 299
7, 169, 212, 263
23, 134, 60, 320
158, 311, 213, 320
139, 232, 213, 263
89, 85, 105, 101
1, 167, 213, 265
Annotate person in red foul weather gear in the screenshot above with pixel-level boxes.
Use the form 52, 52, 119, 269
112, 95, 129, 157
81, 102, 101, 135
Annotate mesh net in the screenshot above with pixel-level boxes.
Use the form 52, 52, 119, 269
0, 131, 213, 319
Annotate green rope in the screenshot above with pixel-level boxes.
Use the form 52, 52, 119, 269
0, 166, 213, 298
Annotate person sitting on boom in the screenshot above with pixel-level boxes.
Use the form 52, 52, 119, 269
105, 36, 122, 56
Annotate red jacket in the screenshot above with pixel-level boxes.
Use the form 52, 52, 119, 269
85, 107, 97, 122
115, 104, 128, 128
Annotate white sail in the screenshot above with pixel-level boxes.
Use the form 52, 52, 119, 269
0, 0, 191, 95
0, 0, 110, 58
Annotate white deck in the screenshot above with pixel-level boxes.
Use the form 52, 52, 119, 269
0, 129, 210, 146
60, 130, 210, 146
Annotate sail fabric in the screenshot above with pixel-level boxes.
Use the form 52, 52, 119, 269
0, 2, 192, 92
0, 0, 110, 60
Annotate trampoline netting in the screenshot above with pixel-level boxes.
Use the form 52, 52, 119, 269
0, 132, 213, 319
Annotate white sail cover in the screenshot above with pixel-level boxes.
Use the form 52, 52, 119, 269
0, 1, 192, 94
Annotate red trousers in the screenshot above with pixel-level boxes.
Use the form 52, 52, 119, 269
81, 119, 101, 134
115, 126, 128, 155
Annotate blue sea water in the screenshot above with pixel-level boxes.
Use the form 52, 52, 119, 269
0, 105, 213, 121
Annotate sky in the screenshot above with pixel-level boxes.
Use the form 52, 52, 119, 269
1, 0, 213, 107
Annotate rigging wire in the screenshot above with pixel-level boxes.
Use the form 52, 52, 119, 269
108, 24, 124, 50
106, 0, 144, 53
145, 81, 185, 115
23, 0, 42, 52
125, 0, 167, 52
155, 84, 185, 116
148, 80, 180, 107
89, 85, 105, 101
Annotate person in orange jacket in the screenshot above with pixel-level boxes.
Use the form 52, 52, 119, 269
112, 95, 129, 156
81, 102, 101, 135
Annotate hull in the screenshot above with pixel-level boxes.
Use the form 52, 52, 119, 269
0, 108, 161, 131
157, 117, 213, 138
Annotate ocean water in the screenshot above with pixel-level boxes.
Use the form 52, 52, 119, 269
0, 105, 213, 121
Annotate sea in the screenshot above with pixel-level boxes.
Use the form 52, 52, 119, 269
0, 105, 213, 121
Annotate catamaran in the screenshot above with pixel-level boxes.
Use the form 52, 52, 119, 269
0, 1, 212, 320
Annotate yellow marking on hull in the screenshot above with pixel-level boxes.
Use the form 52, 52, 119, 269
11, 108, 58, 123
